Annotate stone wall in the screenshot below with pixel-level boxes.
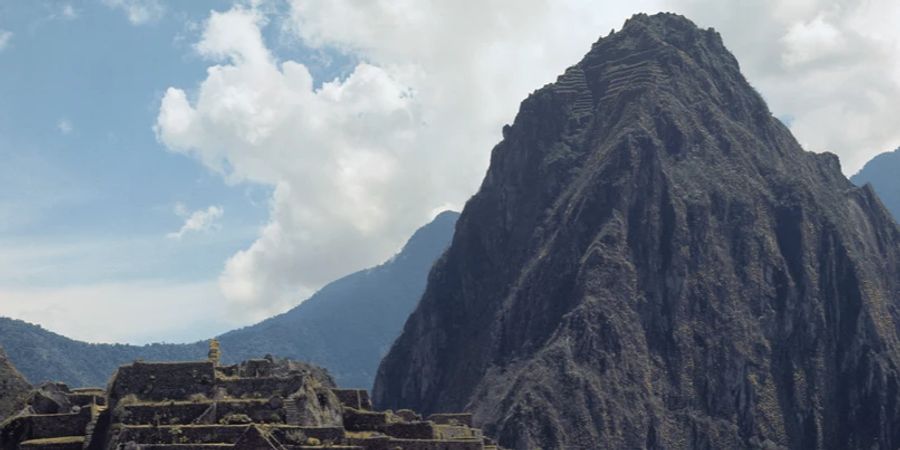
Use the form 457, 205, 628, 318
382, 421, 436, 439
115, 424, 248, 444
385, 439, 483, 450
3, 356, 501, 450
342, 408, 390, 431
109, 362, 215, 405
0, 407, 91, 447
215, 399, 284, 424
428, 413, 473, 427
332, 389, 372, 410
118, 402, 212, 425
219, 375, 305, 399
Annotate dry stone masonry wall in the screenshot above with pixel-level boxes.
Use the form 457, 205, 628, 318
1, 349, 502, 450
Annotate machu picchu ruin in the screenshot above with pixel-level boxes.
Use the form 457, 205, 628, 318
0, 342, 502, 450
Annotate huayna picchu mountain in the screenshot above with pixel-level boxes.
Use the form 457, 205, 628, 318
374, 12, 900, 450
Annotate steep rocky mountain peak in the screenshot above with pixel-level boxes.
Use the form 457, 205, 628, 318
374, 13, 900, 450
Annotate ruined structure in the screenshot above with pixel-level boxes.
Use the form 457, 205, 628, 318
207, 339, 221, 366
0, 347, 31, 422
1, 344, 500, 449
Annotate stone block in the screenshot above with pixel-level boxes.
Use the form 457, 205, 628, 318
342, 408, 389, 431
382, 421, 436, 439
109, 362, 215, 405
331, 389, 371, 410
427, 413, 473, 428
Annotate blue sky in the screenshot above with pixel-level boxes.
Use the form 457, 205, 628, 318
1, 0, 898, 344
0, 1, 330, 342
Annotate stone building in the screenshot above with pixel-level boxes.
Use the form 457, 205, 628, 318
0, 350, 501, 450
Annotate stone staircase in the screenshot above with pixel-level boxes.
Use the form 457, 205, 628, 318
283, 396, 301, 425
553, 67, 595, 118
595, 59, 664, 104
81, 404, 107, 449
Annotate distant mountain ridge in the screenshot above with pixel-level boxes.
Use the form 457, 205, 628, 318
0, 211, 458, 389
852, 147, 900, 221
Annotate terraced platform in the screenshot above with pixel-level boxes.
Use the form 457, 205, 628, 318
0, 349, 503, 449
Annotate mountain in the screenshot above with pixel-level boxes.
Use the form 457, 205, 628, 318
0, 211, 458, 389
852, 147, 900, 221
214, 210, 460, 388
374, 13, 900, 450
0, 345, 31, 421
0, 318, 204, 388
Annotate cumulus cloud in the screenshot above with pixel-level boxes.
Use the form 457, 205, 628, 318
670, 0, 900, 172
0, 30, 12, 51
102, 0, 164, 25
157, 1, 900, 321
157, 2, 653, 320
167, 204, 224, 239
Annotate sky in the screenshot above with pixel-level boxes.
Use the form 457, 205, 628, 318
0, 0, 898, 344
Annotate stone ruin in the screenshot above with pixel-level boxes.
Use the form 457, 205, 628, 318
0, 345, 503, 450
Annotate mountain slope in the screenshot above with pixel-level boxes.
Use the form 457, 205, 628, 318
0, 318, 205, 387
374, 13, 900, 450
0, 346, 31, 421
0, 211, 458, 389
215, 210, 460, 388
852, 147, 900, 221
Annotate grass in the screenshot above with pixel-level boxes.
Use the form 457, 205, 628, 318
20, 436, 85, 444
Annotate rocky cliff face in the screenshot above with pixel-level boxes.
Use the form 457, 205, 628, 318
0, 346, 30, 421
374, 13, 900, 450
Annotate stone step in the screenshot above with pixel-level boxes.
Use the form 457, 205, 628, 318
284, 447, 362, 450
583, 48, 662, 71
131, 445, 232, 450
115, 424, 346, 446
120, 399, 284, 426
283, 398, 301, 425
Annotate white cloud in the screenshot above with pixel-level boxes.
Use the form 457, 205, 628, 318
0, 30, 12, 51
0, 280, 228, 344
157, 1, 900, 322
57, 118, 73, 135
0, 228, 262, 344
157, 2, 649, 320
167, 204, 224, 239
102, 0, 164, 25
670, 0, 900, 173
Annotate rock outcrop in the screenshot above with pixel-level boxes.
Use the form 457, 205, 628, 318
0, 346, 30, 421
374, 13, 900, 450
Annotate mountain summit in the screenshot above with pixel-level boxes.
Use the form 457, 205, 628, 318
374, 13, 900, 450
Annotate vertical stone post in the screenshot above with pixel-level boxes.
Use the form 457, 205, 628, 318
208, 339, 221, 366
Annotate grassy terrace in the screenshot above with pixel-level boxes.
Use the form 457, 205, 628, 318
123, 398, 269, 407
19, 436, 85, 444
